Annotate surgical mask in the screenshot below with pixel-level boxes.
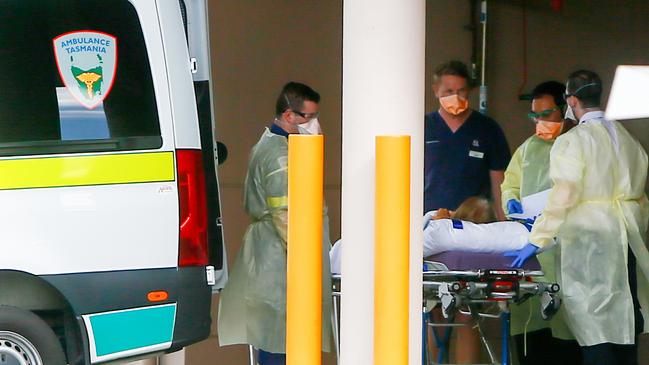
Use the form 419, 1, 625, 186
298, 118, 321, 135
563, 82, 599, 121
564, 104, 576, 122
535, 120, 563, 141
439, 94, 469, 116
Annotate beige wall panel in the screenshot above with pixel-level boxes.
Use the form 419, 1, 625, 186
186, 0, 649, 364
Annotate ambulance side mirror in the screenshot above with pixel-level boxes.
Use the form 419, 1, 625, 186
216, 141, 228, 165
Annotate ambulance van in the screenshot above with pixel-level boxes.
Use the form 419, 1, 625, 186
0, 0, 226, 364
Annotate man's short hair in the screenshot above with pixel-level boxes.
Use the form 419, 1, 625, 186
433, 60, 471, 85
275, 82, 320, 116
532, 81, 566, 110
566, 70, 603, 108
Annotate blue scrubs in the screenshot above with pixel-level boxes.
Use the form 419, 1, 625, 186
424, 110, 510, 212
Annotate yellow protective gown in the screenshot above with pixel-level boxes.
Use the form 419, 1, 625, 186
501, 135, 574, 340
217, 128, 332, 353
529, 116, 649, 346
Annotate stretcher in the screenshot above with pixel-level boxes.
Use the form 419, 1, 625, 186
422, 251, 561, 365
329, 251, 561, 365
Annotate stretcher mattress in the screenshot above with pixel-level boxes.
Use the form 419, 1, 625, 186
426, 251, 541, 271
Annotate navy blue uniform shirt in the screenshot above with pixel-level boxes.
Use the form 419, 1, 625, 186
424, 110, 510, 212
270, 123, 290, 138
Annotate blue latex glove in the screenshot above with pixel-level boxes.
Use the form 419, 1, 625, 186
506, 199, 523, 215
504, 243, 539, 268
518, 216, 537, 231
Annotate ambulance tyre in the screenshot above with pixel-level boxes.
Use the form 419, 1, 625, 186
0, 305, 66, 365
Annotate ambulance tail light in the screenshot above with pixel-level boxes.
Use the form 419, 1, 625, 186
177, 149, 209, 266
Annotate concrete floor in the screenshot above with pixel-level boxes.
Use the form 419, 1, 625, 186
188, 299, 649, 365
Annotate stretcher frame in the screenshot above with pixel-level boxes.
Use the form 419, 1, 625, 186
329, 262, 560, 365
422, 264, 560, 365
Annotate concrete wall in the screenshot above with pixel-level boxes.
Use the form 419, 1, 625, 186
184, 1, 649, 364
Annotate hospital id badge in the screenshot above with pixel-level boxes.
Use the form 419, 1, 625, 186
469, 150, 484, 159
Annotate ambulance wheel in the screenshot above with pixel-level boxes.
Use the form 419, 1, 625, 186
0, 305, 66, 365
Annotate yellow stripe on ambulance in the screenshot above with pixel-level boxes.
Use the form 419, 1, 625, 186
0, 152, 175, 190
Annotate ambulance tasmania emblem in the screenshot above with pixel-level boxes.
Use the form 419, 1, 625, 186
53, 30, 117, 109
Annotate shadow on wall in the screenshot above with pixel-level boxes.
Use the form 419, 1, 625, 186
188, 0, 649, 364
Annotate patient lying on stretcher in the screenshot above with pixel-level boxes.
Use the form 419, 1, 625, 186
423, 197, 530, 257
329, 197, 531, 274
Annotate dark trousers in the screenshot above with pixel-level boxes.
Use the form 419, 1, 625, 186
513, 328, 582, 365
257, 349, 286, 365
581, 250, 644, 365
581, 342, 638, 365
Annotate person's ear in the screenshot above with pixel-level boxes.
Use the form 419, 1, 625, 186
281, 109, 294, 123
432, 83, 440, 98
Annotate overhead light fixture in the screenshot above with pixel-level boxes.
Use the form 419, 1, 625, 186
605, 65, 649, 121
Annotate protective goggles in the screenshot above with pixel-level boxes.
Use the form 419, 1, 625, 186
291, 110, 319, 119
527, 107, 560, 121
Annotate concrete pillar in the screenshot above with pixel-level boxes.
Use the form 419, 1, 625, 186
340, 1, 425, 364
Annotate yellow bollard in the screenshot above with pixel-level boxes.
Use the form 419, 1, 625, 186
374, 135, 410, 365
286, 135, 324, 365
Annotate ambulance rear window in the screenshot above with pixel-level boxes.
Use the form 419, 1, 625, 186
0, 0, 162, 156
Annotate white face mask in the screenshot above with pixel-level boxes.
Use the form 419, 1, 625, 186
563, 82, 599, 122
297, 118, 322, 135
564, 104, 576, 122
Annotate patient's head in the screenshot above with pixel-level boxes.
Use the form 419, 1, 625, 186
452, 197, 497, 223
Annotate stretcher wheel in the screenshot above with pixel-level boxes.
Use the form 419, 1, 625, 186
549, 283, 560, 293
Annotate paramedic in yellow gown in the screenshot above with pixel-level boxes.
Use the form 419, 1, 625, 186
501, 81, 580, 364
506, 70, 649, 365
217, 82, 331, 365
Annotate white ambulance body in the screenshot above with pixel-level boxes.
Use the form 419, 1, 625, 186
0, 0, 226, 364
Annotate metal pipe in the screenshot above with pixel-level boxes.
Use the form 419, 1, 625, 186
501, 310, 511, 365
332, 293, 340, 365
479, 0, 488, 114
480, 0, 487, 86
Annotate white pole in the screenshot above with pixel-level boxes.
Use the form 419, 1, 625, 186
340, 1, 425, 364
